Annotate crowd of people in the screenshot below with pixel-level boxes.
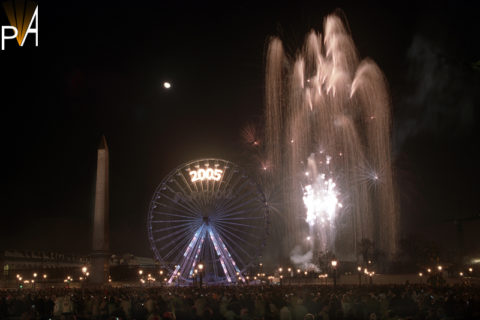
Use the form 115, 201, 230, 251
0, 283, 479, 320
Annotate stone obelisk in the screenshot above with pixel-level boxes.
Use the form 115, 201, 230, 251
91, 135, 110, 284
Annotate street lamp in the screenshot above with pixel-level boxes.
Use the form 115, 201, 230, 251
33, 273, 37, 289
437, 265, 442, 271
198, 263, 204, 288
369, 271, 374, 284
331, 260, 338, 289
357, 266, 362, 285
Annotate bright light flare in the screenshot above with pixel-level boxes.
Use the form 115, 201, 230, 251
303, 173, 341, 226
163, 82, 171, 89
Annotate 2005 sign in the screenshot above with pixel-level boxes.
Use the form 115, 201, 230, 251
190, 168, 223, 182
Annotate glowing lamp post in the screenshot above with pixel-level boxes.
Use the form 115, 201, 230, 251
33, 273, 37, 289
198, 263, 204, 288
357, 266, 362, 286
331, 260, 338, 289
81, 266, 89, 288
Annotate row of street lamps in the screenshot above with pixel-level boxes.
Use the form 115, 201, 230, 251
418, 266, 474, 278
138, 263, 206, 287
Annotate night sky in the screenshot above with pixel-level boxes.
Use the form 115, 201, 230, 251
1, 1, 479, 257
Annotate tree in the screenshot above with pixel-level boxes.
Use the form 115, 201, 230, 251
358, 238, 374, 265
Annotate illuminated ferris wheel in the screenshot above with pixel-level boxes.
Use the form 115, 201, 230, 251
147, 158, 268, 284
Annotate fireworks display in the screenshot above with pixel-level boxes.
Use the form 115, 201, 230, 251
264, 12, 398, 263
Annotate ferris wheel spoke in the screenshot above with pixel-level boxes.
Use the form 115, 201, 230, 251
161, 235, 192, 261
154, 225, 197, 243
207, 240, 220, 280
212, 227, 250, 267
215, 226, 263, 249
215, 185, 258, 213
177, 171, 195, 194
180, 172, 208, 213
214, 180, 247, 209
172, 179, 205, 211
153, 199, 199, 218
216, 220, 263, 229
215, 226, 263, 245
176, 227, 206, 279
213, 193, 254, 218
151, 209, 199, 220
216, 215, 264, 221
208, 227, 244, 279
212, 209, 248, 220
164, 184, 205, 214
163, 224, 204, 263
216, 200, 260, 219
219, 167, 235, 191
151, 218, 198, 224
152, 221, 200, 233
191, 181, 208, 208
215, 223, 259, 252
157, 193, 202, 217
152, 199, 199, 215
215, 197, 260, 219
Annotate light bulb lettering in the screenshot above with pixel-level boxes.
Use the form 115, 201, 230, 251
190, 168, 223, 182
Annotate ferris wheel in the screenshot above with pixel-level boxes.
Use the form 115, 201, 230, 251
147, 158, 268, 284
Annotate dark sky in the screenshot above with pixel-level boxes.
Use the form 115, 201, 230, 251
1, 1, 479, 257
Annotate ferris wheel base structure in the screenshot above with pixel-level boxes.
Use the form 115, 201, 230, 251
148, 158, 268, 285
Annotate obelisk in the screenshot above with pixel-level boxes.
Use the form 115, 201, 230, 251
91, 135, 110, 284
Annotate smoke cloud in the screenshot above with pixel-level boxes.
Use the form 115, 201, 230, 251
394, 34, 479, 152
290, 245, 319, 271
